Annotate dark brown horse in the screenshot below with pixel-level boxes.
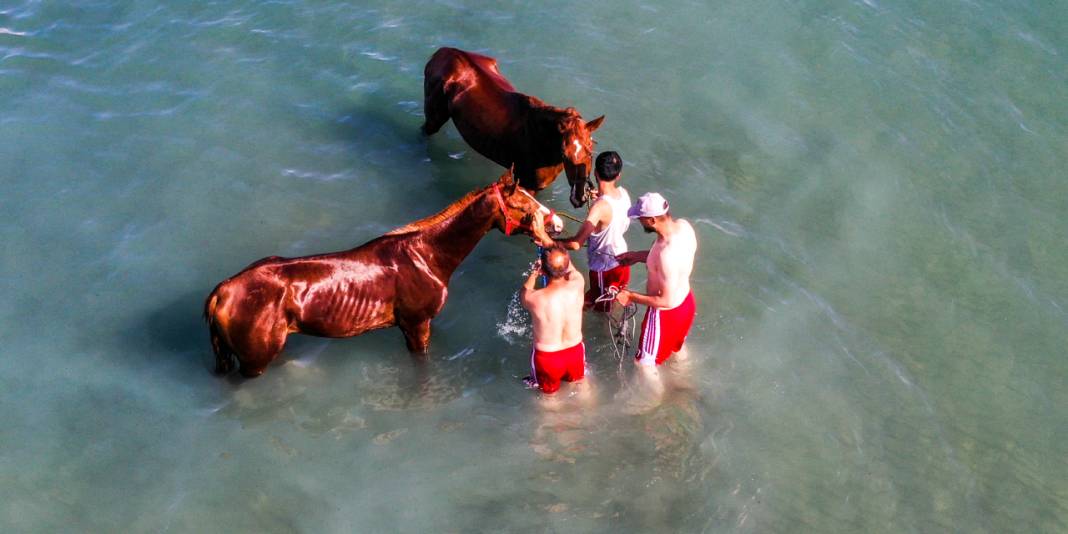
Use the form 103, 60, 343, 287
204, 170, 562, 377
422, 47, 605, 208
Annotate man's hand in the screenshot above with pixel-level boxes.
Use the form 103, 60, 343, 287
615, 288, 632, 306
560, 239, 581, 251
522, 259, 542, 292
530, 211, 554, 247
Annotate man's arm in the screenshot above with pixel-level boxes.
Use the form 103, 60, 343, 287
616, 253, 678, 309
616, 287, 674, 309
519, 260, 541, 309
554, 221, 597, 251
551, 200, 608, 251
616, 250, 649, 266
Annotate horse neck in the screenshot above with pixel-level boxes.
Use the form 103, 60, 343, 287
413, 191, 498, 278
526, 104, 566, 149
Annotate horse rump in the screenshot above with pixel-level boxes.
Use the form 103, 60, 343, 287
203, 286, 235, 375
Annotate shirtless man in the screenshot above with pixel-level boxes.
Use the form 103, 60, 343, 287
615, 192, 698, 367
520, 247, 587, 394
548, 151, 632, 312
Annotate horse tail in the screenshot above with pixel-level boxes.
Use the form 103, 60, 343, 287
204, 283, 236, 375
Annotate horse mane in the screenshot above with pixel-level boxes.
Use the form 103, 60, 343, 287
384, 186, 489, 236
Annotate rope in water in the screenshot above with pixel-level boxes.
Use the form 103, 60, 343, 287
594, 287, 638, 378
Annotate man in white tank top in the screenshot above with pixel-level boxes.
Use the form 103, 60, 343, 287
551, 151, 632, 312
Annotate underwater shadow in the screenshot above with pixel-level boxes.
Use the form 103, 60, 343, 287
333, 93, 502, 211
112, 289, 221, 380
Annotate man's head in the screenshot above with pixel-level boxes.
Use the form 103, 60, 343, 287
627, 192, 671, 233
540, 246, 572, 280
594, 151, 622, 182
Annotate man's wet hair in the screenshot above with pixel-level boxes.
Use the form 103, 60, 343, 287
595, 151, 622, 181
541, 247, 571, 280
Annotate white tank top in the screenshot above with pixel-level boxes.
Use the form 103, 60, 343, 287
586, 188, 631, 272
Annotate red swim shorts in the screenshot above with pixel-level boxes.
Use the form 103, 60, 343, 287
636, 291, 696, 365
585, 265, 631, 312
528, 341, 586, 394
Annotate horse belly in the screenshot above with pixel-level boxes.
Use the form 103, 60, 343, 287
448, 105, 515, 167
296, 287, 395, 338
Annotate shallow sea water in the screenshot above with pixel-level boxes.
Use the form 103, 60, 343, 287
2, 0, 1066, 532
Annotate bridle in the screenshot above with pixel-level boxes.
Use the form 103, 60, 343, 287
490, 183, 555, 237
490, 183, 521, 236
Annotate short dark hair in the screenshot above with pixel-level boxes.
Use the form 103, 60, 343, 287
595, 151, 622, 181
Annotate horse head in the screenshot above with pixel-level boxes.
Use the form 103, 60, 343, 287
558, 111, 605, 208
491, 169, 564, 242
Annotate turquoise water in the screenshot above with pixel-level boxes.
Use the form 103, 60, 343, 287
2, 0, 1066, 531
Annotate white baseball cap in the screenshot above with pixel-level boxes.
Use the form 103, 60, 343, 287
627, 192, 669, 218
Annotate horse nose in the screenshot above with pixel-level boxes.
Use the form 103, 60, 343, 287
569, 185, 586, 208
549, 214, 564, 234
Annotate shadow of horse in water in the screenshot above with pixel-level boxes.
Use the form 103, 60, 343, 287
129, 290, 226, 379
333, 92, 504, 215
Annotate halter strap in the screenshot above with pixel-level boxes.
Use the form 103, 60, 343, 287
490, 183, 519, 236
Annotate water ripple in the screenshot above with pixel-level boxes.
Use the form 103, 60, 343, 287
360, 50, 395, 62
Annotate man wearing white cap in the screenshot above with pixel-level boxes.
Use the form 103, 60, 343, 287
615, 192, 697, 367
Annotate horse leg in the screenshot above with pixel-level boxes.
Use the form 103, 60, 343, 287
210, 327, 235, 374
232, 318, 290, 378
399, 318, 432, 354
421, 77, 450, 136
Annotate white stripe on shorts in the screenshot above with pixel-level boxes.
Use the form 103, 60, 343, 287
638, 308, 660, 366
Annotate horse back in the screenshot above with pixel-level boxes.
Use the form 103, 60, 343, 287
426, 47, 515, 95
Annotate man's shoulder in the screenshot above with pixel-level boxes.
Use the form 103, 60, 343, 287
567, 273, 586, 288
674, 220, 698, 256
606, 188, 631, 207
586, 198, 612, 223
674, 219, 697, 239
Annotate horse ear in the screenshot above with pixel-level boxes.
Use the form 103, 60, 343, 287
585, 115, 605, 132
500, 165, 517, 191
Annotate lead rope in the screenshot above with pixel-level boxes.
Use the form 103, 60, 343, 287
594, 286, 638, 382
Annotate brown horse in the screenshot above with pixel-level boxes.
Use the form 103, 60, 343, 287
204, 170, 563, 377
422, 47, 605, 208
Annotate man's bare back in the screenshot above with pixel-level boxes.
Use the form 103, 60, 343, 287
521, 253, 585, 351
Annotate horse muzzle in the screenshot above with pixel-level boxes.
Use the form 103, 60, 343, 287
564, 164, 590, 208
568, 181, 590, 208
546, 213, 564, 236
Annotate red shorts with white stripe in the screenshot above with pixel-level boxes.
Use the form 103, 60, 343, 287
636, 291, 696, 365
585, 265, 631, 312
528, 341, 586, 394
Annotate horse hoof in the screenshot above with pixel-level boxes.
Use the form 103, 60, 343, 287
239, 366, 266, 378
214, 359, 234, 375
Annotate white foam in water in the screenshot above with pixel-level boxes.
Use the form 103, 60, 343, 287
496, 290, 531, 345
360, 50, 394, 62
